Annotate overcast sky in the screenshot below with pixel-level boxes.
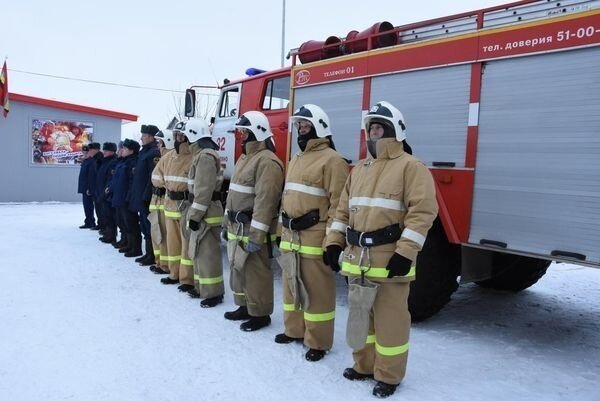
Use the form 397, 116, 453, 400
3, 0, 500, 138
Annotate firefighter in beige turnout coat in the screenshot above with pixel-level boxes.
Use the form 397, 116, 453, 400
326, 101, 438, 398
224, 111, 284, 332
158, 123, 194, 290
276, 104, 348, 362
184, 118, 226, 307
148, 129, 175, 275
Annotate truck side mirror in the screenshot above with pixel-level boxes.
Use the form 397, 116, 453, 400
184, 89, 196, 117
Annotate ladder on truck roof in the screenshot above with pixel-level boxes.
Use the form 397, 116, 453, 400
289, 0, 600, 61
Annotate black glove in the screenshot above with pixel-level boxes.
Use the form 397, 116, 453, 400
386, 253, 412, 278
275, 236, 281, 247
188, 220, 200, 231
325, 245, 343, 273
221, 229, 228, 241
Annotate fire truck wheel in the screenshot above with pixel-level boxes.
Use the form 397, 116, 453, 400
409, 219, 461, 322
475, 254, 550, 291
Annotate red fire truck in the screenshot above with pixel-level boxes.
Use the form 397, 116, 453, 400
185, 0, 600, 320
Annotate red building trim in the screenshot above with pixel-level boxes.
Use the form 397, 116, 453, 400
9, 93, 138, 122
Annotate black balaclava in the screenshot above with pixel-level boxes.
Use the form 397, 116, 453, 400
197, 137, 219, 151
265, 137, 276, 153
174, 135, 188, 153
242, 131, 257, 155
367, 119, 396, 158
297, 123, 318, 152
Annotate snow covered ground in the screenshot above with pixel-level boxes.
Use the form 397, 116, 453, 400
1, 203, 598, 401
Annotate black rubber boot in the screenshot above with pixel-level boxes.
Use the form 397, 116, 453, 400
113, 234, 127, 249
372, 381, 398, 398
138, 239, 155, 266
160, 277, 179, 285
224, 306, 251, 321
343, 368, 374, 381
200, 295, 224, 308
240, 316, 271, 332
274, 333, 303, 344
149, 265, 169, 275
118, 235, 131, 253
305, 349, 326, 362
177, 284, 194, 292
125, 235, 142, 257
187, 289, 201, 298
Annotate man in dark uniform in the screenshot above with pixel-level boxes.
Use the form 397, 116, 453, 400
108, 139, 141, 257
77, 144, 98, 229
130, 124, 161, 266
89, 142, 104, 231
97, 142, 119, 244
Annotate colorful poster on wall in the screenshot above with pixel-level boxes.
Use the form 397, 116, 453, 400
31, 119, 94, 165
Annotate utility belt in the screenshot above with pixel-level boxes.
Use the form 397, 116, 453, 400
281, 209, 320, 231
152, 187, 166, 196
227, 209, 253, 224
167, 190, 189, 201
346, 224, 402, 247
188, 192, 221, 203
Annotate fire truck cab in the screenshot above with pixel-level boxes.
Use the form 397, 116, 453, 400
186, 0, 600, 320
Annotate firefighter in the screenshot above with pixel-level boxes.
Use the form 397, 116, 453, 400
108, 139, 141, 257
148, 129, 175, 275
184, 118, 225, 307
275, 104, 348, 361
97, 142, 119, 244
130, 124, 161, 266
159, 122, 194, 291
224, 111, 283, 331
325, 101, 438, 398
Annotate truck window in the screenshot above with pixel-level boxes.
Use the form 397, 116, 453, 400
219, 88, 239, 118
262, 76, 290, 110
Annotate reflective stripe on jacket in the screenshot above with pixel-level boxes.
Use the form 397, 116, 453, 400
163, 142, 192, 219
225, 141, 284, 245
280, 138, 348, 258
188, 142, 224, 227
326, 139, 438, 283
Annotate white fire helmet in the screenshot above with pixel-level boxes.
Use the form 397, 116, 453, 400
290, 104, 332, 137
184, 118, 211, 144
363, 101, 407, 142
233, 111, 274, 142
156, 129, 175, 150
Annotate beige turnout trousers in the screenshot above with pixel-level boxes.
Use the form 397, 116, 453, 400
165, 216, 182, 280
178, 203, 194, 286
282, 256, 336, 350
352, 282, 411, 385
191, 225, 224, 298
231, 246, 274, 317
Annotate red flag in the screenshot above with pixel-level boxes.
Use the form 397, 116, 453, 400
0, 61, 9, 118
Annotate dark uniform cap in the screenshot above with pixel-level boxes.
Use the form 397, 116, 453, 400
103, 142, 117, 152
123, 139, 141, 153
117, 140, 124, 149
141, 124, 160, 136
88, 142, 101, 150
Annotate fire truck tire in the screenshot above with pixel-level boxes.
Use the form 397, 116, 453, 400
475, 254, 550, 291
409, 219, 461, 322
